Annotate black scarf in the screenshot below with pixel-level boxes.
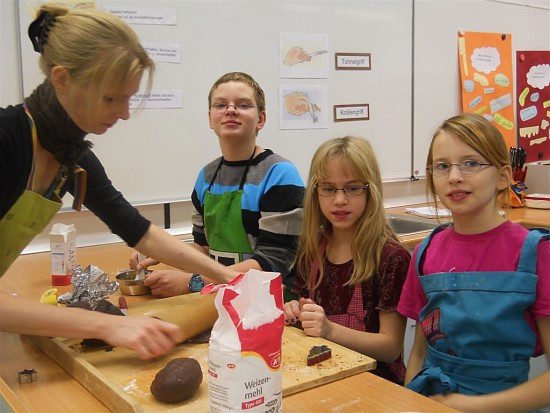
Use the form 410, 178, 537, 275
24, 79, 92, 166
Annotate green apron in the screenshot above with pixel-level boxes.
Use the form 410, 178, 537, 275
0, 110, 62, 276
203, 151, 255, 267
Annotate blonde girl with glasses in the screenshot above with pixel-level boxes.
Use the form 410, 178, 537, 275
398, 113, 550, 412
284, 136, 411, 384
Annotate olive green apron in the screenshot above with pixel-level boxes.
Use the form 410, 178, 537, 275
0, 110, 62, 276
204, 151, 255, 266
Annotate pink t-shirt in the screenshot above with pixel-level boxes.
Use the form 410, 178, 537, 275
398, 220, 550, 355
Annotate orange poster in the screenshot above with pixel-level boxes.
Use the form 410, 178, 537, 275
458, 31, 515, 147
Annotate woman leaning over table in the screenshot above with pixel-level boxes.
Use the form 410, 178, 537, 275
0, 4, 237, 360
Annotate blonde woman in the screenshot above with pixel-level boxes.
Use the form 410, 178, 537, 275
0, 4, 237, 359
284, 136, 410, 384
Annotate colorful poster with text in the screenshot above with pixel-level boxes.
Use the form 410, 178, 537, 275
458, 31, 514, 147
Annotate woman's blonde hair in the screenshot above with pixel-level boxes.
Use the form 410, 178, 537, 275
297, 136, 400, 289
34, 4, 154, 105
426, 113, 511, 211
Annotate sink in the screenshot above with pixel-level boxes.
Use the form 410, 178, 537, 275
386, 214, 439, 235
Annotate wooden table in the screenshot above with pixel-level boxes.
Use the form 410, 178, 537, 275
0, 239, 463, 412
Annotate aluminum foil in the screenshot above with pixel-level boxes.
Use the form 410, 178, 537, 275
57, 264, 118, 309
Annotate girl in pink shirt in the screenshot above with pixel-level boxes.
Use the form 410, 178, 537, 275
398, 113, 549, 413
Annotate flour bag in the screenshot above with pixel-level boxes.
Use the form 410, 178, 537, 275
205, 269, 284, 412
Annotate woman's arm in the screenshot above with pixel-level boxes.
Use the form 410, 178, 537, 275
405, 322, 427, 385
134, 225, 238, 284
0, 292, 183, 360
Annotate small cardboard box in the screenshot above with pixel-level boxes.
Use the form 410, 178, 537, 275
50, 223, 77, 286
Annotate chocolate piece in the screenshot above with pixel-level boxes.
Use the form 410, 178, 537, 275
68, 299, 124, 316
307, 345, 332, 366
151, 357, 202, 403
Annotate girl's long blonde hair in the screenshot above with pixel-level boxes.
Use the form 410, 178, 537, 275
296, 136, 400, 289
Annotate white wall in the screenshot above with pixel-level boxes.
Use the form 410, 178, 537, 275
0, 0, 23, 106
2, 0, 549, 252
16, 0, 416, 203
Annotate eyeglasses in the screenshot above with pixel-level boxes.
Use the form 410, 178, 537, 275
427, 160, 493, 177
210, 103, 257, 113
315, 184, 369, 197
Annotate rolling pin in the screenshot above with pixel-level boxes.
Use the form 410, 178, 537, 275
128, 292, 218, 342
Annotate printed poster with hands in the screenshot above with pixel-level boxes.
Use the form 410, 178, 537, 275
279, 84, 328, 130
280, 32, 329, 79
458, 31, 515, 147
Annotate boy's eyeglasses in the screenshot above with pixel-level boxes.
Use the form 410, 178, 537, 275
427, 160, 492, 176
315, 184, 369, 197
210, 103, 257, 112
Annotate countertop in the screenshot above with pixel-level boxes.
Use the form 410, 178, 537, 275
0, 225, 462, 412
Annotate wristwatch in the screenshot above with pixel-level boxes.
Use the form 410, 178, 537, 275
188, 273, 205, 293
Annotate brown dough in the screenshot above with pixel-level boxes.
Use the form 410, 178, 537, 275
68, 299, 124, 315
150, 357, 202, 403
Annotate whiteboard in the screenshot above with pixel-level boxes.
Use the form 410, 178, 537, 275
17, 0, 549, 205
17, 0, 413, 204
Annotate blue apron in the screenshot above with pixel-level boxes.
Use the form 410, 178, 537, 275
407, 226, 549, 396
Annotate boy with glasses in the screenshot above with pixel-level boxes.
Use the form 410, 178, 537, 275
134, 72, 305, 297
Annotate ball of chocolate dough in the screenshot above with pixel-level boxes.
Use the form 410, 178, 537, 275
151, 357, 203, 403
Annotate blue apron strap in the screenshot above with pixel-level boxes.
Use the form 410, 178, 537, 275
516, 228, 550, 274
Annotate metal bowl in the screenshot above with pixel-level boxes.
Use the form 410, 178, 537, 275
116, 270, 151, 296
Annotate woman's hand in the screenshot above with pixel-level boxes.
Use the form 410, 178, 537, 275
98, 314, 184, 360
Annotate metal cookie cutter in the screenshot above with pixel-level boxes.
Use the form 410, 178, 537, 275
18, 368, 37, 384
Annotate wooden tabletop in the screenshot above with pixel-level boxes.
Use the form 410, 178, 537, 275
0, 237, 463, 412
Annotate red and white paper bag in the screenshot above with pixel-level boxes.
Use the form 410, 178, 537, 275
205, 269, 284, 412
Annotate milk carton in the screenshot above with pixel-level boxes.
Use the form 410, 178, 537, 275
49, 223, 77, 286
